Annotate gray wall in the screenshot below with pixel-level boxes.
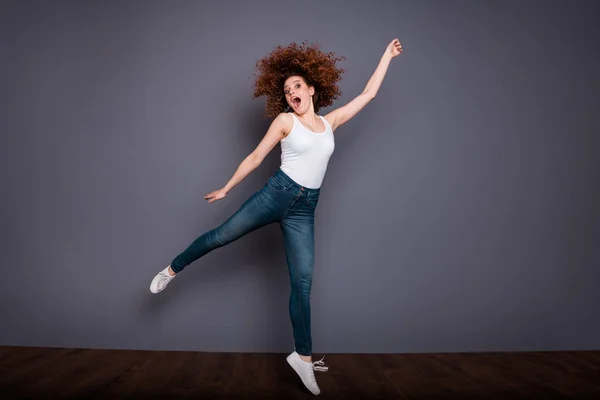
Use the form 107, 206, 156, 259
1, 0, 598, 354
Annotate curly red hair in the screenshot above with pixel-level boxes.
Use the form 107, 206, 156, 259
252, 41, 346, 117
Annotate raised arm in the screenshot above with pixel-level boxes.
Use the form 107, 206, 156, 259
325, 38, 403, 132
204, 113, 291, 203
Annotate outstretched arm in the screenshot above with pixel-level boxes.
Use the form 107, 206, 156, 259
325, 38, 403, 132
204, 113, 291, 203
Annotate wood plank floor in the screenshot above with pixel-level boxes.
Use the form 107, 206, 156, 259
1, 347, 599, 399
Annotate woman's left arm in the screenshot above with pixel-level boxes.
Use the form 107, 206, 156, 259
325, 38, 403, 132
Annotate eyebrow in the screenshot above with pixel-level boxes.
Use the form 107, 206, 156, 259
284, 80, 301, 89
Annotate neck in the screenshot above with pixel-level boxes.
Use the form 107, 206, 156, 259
294, 104, 317, 121
295, 111, 317, 119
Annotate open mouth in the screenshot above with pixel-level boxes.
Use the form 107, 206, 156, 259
291, 96, 301, 108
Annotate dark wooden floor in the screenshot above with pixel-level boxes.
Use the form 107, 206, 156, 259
1, 347, 599, 399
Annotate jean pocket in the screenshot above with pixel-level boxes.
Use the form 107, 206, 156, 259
306, 195, 319, 208
267, 176, 286, 191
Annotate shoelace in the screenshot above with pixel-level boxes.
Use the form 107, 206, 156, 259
159, 272, 173, 285
312, 355, 328, 372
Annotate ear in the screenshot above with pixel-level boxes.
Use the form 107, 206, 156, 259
309, 86, 315, 96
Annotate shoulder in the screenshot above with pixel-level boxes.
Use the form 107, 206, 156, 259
271, 112, 293, 126
272, 112, 294, 138
320, 114, 335, 132
320, 114, 332, 126
323, 113, 336, 131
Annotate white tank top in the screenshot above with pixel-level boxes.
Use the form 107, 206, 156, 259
280, 112, 335, 189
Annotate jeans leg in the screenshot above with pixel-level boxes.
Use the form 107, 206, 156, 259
280, 214, 315, 356
170, 189, 279, 273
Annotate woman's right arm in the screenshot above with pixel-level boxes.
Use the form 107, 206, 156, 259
204, 113, 291, 203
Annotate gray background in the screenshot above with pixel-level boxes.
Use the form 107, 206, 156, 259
1, 0, 599, 354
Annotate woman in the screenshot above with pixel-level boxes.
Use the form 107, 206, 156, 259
150, 38, 403, 396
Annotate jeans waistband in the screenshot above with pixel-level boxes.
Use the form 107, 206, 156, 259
273, 168, 321, 194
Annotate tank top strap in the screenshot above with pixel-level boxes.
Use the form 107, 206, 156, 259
319, 115, 332, 132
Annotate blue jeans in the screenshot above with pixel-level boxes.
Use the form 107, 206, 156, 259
170, 168, 321, 356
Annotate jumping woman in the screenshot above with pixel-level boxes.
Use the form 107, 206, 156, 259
150, 38, 403, 395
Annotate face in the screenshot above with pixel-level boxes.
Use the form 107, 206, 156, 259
283, 76, 315, 113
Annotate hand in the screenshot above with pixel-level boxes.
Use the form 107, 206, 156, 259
386, 38, 403, 58
204, 188, 228, 203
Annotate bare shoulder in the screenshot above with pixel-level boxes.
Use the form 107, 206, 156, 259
275, 112, 293, 125
274, 112, 294, 138
251, 113, 294, 163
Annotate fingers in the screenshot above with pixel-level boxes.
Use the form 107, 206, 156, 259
392, 38, 402, 50
204, 190, 223, 203
204, 188, 227, 203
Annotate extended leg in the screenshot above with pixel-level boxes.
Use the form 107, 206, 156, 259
170, 189, 279, 273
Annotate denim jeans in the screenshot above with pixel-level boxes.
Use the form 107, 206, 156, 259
170, 168, 321, 356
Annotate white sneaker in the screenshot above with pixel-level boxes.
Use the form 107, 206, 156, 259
286, 351, 328, 395
150, 266, 176, 293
